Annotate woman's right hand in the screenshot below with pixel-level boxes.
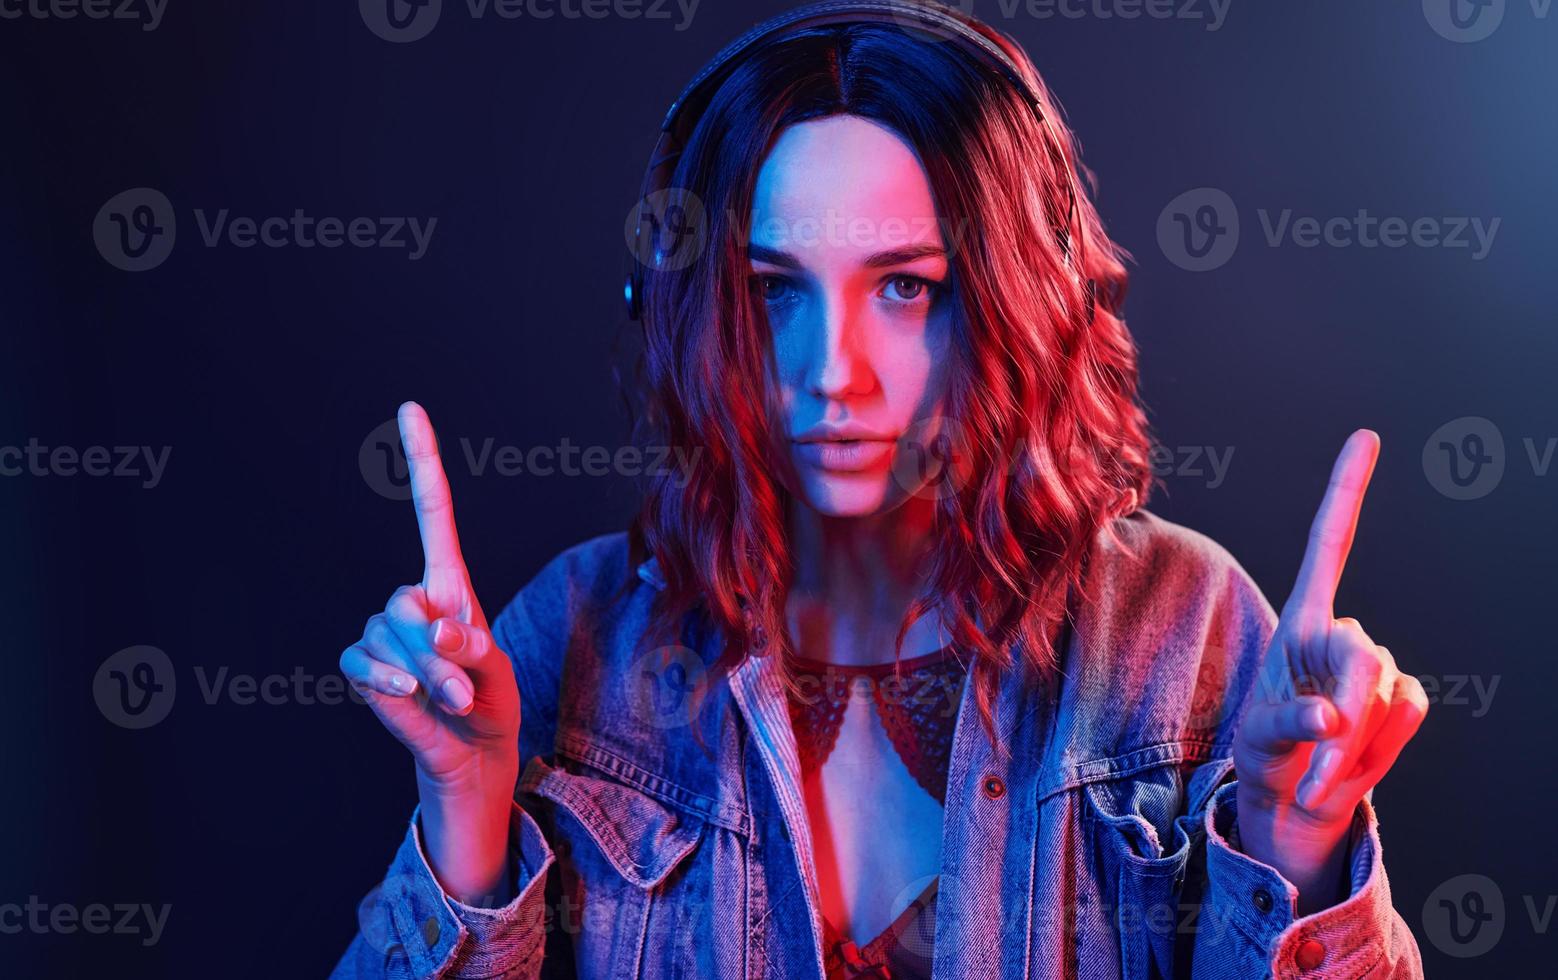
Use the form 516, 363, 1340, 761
340, 401, 522, 906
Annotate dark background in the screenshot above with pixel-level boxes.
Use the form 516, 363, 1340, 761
3, 0, 1554, 975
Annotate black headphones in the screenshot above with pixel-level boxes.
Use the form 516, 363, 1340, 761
622, 0, 1097, 325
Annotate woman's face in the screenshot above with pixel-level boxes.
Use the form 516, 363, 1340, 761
750, 114, 955, 518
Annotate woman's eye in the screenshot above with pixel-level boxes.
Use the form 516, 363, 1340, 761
752, 274, 794, 304
882, 275, 935, 304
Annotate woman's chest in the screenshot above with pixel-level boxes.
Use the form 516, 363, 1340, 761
799, 695, 947, 945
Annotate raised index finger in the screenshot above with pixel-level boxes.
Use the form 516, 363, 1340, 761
397, 401, 465, 578
1285, 429, 1380, 620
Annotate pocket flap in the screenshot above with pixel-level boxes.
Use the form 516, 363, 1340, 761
519, 756, 705, 889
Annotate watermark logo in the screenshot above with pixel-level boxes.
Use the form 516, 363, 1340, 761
360, 0, 442, 42
360, 417, 415, 502
93, 188, 176, 272
1185, 641, 1236, 732
93, 645, 177, 730
1423, 0, 1506, 42
885, 0, 978, 47
625, 645, 710, 731
883, 872, 942, 964
1422, 416, 1504, 500
1423, 873, 1505, 957
1157, 187, 1239, 272
356, 874, 420, 952
624, 187, 708, 275
891, 415, 974, 502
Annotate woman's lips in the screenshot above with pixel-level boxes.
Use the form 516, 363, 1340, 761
793, 438, 895, 472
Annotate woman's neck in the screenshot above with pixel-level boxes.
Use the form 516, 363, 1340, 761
784, 494, 948, 667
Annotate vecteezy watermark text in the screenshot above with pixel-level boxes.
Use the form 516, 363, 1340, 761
93, 644, 380, 729
1158, 188, 1500, 272
0, 897, 171, 947
989, 0, 1231, 31
0, 0, 167, 30
359, 0, 701, 43
0, 440, 170, 489
94, 188, 438, 271
359, 418, 705, 501
191, 210, 436, 259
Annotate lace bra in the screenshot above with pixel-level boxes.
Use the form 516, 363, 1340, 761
784, 644, 969, 979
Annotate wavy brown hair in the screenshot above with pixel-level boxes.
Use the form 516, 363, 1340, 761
623, 9, 1159, 742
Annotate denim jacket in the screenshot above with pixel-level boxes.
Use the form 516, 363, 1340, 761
333, 509, 1423, 979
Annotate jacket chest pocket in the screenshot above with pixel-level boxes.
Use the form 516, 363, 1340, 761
1081, 760, 1223, 979
520, 755, 734, 980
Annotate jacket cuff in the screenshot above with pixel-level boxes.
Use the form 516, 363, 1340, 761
364, 801, 553, 979
1203, 782, 1400, 978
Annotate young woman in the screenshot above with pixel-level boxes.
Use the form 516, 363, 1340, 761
333, 3, 1426, 977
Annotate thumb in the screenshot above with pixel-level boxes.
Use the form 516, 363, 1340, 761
1238, 695, 1340, 760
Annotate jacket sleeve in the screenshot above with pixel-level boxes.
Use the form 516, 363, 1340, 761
1185, 759, 1424, 978
330, 802, 557, 980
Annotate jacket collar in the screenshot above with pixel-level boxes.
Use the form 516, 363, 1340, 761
635, 556, 668, 591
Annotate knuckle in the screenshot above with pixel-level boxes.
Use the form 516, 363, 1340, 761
1332, 617, 1373, 646
466, 625, 494, 658
1308, 522, 1340, 551
386, 584, 417, 609
1375, 644, 1397, 672
385, 588, 426, 625
1354, 657, 1385, 697
364, 615, 395, 647
1365, 643, 1389, 675
414, 486, 452, 512
419, 655, 456, 683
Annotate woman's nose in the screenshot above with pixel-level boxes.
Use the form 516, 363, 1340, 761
806, 297, 873, 399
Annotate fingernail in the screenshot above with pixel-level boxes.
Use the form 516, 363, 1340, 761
1306, 702, 1331, 735
441, 676, 473, 712
1314, 745, 1343, 781
1297, 779, 1318, 810
389, 673, 417, 696
1299, 747, 1342, 808
432, 620, 463, 652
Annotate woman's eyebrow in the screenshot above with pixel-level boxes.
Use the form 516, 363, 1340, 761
862, 243, 947, 268
747, 243, 802, 268
747, 242, 948, 268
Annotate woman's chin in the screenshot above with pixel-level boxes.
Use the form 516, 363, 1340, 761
794, 470, 902, 517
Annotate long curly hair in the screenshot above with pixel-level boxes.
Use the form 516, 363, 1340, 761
623, 10, 1159, 741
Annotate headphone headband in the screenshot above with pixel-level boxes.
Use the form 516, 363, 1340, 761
624, 0, 1095, 324
662, 1, 1043, 135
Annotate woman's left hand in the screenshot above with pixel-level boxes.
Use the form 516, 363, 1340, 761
1231, 429, 1429, 912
